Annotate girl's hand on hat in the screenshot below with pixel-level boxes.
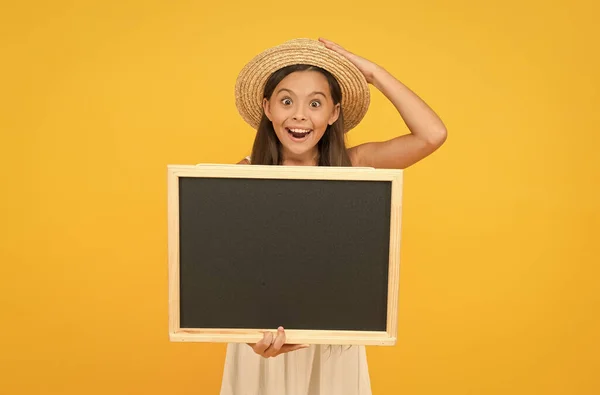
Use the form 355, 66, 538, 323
318, 37, 380, 84
247, 326, 310, 358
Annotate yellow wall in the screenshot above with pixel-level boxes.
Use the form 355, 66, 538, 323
1, 0, 598, 394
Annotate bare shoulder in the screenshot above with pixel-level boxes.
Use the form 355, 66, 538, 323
237, 157, 250, 165
347, 145, 369, 167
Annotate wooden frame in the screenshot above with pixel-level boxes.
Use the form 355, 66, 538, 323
167, 164, 403, 346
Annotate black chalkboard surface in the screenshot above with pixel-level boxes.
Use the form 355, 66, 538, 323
168, 164, 403, 345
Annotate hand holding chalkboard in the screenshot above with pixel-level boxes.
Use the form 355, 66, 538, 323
247, 327, 309, 358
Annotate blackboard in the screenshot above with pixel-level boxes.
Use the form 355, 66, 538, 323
168, 164, 403, 345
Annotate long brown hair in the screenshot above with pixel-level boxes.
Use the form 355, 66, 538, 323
249, 64, 351, 166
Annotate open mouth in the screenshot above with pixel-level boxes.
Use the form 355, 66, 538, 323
286, 127, 313, 140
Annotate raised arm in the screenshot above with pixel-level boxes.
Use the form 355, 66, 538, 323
319, 38, 447, 169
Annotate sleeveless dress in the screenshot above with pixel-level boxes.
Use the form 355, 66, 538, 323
219, 156, 373, 395
219, 343, 372, 395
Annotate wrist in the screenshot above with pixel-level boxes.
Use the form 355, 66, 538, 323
370, 65, 390, 89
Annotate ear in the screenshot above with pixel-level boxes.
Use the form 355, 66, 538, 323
328, 103, 341, 125
263, 98, 272, 121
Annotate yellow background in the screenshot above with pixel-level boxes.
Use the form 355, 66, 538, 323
1, 0, 598, 394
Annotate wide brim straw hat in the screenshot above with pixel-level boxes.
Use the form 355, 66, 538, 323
235, 38, 370, 133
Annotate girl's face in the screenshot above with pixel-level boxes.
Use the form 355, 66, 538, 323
263, 70, 340, 161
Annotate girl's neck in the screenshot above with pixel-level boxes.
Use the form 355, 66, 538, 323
281, 149, 319, 166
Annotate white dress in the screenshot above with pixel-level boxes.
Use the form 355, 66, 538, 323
219, 157, 373, 395
219, 343, 372, 395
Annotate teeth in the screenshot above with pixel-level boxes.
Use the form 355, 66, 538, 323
289, 128, 311, 134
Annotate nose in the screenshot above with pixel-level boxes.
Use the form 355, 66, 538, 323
292, 108, 307, 122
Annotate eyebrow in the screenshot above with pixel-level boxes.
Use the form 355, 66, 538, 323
276, 88, 327, 98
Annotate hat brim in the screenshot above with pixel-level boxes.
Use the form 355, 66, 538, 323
235, 38, 370, 133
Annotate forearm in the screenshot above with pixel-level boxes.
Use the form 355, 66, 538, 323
370, 66, 447, 145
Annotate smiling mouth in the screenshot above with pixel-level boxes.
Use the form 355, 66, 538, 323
286, 128, 313, 140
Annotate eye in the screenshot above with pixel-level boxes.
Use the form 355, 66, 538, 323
310, 100, 321, 108
281, 98, 292, 106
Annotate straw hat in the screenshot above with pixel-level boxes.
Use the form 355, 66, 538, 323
235, 38, 370, 133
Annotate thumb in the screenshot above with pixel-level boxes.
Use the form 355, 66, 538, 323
288, 344, 310, 351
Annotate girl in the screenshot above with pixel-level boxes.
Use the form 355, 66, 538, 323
220, 38, 447, 395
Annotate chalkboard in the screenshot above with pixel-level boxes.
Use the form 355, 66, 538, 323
168, 164, 403, 345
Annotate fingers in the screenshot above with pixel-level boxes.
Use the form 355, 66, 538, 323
264, 326, 286, 357
318, 37, 352, 56
250, 327, 309, 358
320, 38, 342, 51
319, 37, 338, 46
251, 331, 273, 355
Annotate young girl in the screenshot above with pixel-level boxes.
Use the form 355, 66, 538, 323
220, 38, 447, 395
